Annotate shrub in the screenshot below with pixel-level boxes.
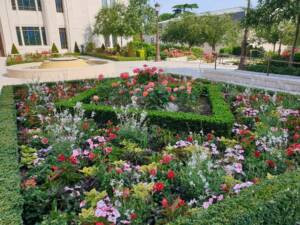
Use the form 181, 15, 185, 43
171, 170, 300, 225
244, 64, 300, 76
11, 43, 19, 54
86, 52, 142, 61
51, 43, 59, 54
136, 49, 146, 60
100, 44, 106, 52
85, 42, 96, 53
219, 47, 233, 54
0, 86, 23, 225
115, 43, 121, 53
191, 47, 204, 58
56, 81, 234, 136
127, 42, 137, 57
74, 42, 80, 53
232, 46, 241, 56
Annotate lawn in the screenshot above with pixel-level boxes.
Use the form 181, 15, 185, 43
1, 66, 300, 225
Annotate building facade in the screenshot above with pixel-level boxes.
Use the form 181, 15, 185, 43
0, 0, 128, 56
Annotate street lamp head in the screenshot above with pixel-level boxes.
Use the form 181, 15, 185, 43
155, 2, 160, 13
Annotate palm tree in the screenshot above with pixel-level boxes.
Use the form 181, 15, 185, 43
239, 0, 251, 70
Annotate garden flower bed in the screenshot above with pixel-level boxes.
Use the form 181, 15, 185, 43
1, 66, 300, 225
56, 67, 234, 136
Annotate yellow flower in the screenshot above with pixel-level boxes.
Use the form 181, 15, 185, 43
84, 189, 107, 207
132, 182, 153, 200
79, 166, 98, 177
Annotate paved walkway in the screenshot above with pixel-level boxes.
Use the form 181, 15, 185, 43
1, 57, 300, 95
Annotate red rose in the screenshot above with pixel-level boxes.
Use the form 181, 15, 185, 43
266, 160, 276, 168
130, 213, 137, 220
294, 133, 300, 142
177, 198, 185, 207
254, 151, 261, 158
95, 222, 105, 225
57, 154, 66, 162
149, 168, 157, 176
108, 133, 117, 140
161, 154, 172, 164
120, 72, 129, 80
51, 166, 58, 171
88, 152, 96, 160
153, 182, 165, 192
167, 170, 175, 180
161, 198, 169, 208
69, 156, 79, 165
186, 136, 193, 143
207, 133, 214, 141
143, 91, 149, 97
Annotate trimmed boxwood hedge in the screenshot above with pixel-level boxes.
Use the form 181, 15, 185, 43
56, 81, 234, 136
0, 86, 23, 225
171, 170, 300, 225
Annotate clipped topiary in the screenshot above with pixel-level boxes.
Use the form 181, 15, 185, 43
115, 43, 121, 53
74, 42, 80, 54
85, 42, 96, 53
51, 43, 59, 54
11, 44, 19, 55
100, 44, 106, 52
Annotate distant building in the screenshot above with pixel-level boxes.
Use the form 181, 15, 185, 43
0, 0, 129, 56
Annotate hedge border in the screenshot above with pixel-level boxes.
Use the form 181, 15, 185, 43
0, 86, 23, 225
86, 52, 143, 61
56, 81, 234, 136
171, 170, 300, 225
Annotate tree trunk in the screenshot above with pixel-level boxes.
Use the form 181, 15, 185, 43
278, 40, 282, 55
140, 33, 144, 42
121, 36, 123, 47
289, 14, 300, 66
212, 44, 216, 52
273, 43, 276, 53
239, 0, 251, 70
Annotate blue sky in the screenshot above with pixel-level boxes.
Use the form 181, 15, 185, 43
151, 0, 258, 13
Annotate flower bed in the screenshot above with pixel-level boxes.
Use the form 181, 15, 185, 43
56, 67, 234, 136
4, 69, 300, 225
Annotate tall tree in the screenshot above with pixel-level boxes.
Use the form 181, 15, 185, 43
255, 24, 281, 52
172, 3, 199, 14
125, 0, 156, 41
254, 0, 300, 64
239, 0, 251, 69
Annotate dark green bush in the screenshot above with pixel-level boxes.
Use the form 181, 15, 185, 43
11, 44, 19, 54
232, 46, 241, 56
244, 64, 300, 76
51, 43, 59, 54
171, 170, 300, 225
86, 52, 143, 61
56, 82, 234, 136
0, 86, 23, 225
74, 42, 80, 54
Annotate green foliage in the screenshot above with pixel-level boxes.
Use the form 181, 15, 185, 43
191, 47, 203, 58
51, 43, 59, 54
20, 145, 38, 168
85, 42, 96, 53
74, 42, 80, 53
171, 170, 300, 225
136, 49, 146, 59
0, 86, 23, 225
11, 43, 19, 54
244, 64, 300, 76
86, 52, 142, 61
127, 42, 137, 57
56, 81, 234, 136
160, 13, 175, 22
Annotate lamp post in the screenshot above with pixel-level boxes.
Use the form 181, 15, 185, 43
155, 2, 161, 62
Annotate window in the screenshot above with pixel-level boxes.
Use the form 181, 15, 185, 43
41, 27, 47, 45
17, 0, 36, 10
22, 27, 41, 45
16, 27, 23, 46
59, 28, 68, 49
55, 0, 63, 13
37, 0, 42, 11
11, 0, 17, 10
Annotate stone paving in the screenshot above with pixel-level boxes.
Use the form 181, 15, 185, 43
0, 57, 300, 95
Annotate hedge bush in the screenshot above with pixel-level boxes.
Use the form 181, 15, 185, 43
86, 52, 143, 61
0, 86, 23, 225
171, 170, 300, 225
244, 64, 300, 76
56, 81, 234, 136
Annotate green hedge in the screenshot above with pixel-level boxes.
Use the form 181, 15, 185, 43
244, 64, 300, 77
56, 81, 234, 136
0, 86, 23, 225
171, 170, 300, 225
86, 52, 143, 61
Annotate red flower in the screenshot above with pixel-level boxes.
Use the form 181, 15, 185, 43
88, 152, 96, 160
207, 133, 214, 141
167, 170, 175, 180
169, 95, 176, 102
51, 166, 58, 171
186, 136, 193, 143
294, 133, 300, 142
254, 151, 261, 158
143, 91, 149, 97
153, 182, 165, 192
149, 168, 157, 176
120, 72, 129, 79
98, 74, 104, 81
69, 156, 79, 165
41, 137, 49, 145
266, 160, 276, 169
104, 147, 113, 154
108, 133, 117, 140
161, 198, 169, 208
57, 154, 66, 162
161, 154, 172, 164
95, 222, 105, 225
177, 198, 185, 207
130, 213, 137, 220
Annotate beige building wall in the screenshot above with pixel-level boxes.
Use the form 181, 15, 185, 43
0, 0, 130, 56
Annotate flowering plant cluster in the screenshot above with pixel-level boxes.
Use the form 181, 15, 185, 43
15, 70, 300, 225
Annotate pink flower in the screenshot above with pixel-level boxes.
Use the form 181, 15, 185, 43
98, 74, 104, 81
159, 68, 164, 73
120, 72, 129, 79
104, 147, 113, 154
147, 82, 155, 88
133, 68, 140, 73
92, 95, 100, 102
161, 80, 168, 86
160, 154, 172, 164
41, 137, 49, 145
